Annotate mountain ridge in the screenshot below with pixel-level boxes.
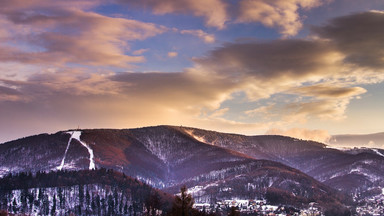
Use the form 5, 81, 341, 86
0, 125, 353, 211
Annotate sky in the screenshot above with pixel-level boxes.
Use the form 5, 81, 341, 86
0, 0, 383, 144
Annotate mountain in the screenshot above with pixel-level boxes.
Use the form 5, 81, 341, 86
180, 127, 384, 194
0, 126, 351, 212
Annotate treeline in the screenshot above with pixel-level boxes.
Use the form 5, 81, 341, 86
0, 169, 173, 215
0, 169, 222, 216
0, 168, 154, 191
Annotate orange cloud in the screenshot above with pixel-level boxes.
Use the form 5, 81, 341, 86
1, 11, 384, 143
236, 0, 328, 36
180, 29, 215, 43
119, 0, 228, 29
168, 52, 178, 58
0, 4, 167, 68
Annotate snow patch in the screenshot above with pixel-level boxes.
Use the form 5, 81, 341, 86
71, 131, 95, 170
186, 182, 220, 195
372, 149, 384, 157
184, 129, 210, 145
349, 168, 362, 174
57, 131, 75, 170
57, 131, 95, 170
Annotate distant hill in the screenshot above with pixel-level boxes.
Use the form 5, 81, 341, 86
329, 132, 384, 148
180, 127, 384, 194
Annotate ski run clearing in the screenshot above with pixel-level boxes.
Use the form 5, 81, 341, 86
57, 131, 95, 170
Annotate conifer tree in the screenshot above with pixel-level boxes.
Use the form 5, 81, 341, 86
51, 195, 56, 216
172, 186, 194, 216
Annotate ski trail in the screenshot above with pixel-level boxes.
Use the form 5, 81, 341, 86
57, 131, 95, 170
57, 131, 75, 170
71, 131, 95, 170
372, 149, 384, 157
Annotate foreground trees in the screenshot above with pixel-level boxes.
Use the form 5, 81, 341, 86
170, 186, 216, 216
172, 186, 194, 216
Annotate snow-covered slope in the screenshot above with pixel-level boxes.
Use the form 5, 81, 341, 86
0, 126, 350, 210
176, 127, 384, 194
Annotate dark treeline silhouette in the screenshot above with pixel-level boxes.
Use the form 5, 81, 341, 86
0, 169, 221, 216
0, 168, 152, 191
0, 168, 174, 215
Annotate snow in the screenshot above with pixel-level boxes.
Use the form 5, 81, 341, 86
71, 131, 95, 170
57, 131, 95, 170
372, 149, 384, 157
265, 205, 278, 211
325, 145, 352, 150
186, 183, 220, 195
349, 168, 362, 174
184, 129, 210, 145
57, 131, 75, 170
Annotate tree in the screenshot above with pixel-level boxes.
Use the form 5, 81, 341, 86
129, 204, 133, 216
78, 185, 84, 207
12, 198, 17, 213
42, 195, 50, 215
228, 206, 240, 216
172, 185, 194, 216
107, 194, 115, 216
86, 187, 91, 208
57, 187, 64, 209
51, 195, 56, 216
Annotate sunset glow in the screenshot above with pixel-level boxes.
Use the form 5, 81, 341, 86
0, 0, 383, 143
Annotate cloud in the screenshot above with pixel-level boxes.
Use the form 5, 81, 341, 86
132, 48, 150, 55
194, 39, 344, 101
281, 85, 367, 121
168, 52, 178, 58
180, 29, 215, 43
283, 99, 352, 121
0, 85, 23, 102
193, 11, 384, 122
265, 128, 331, 143
0, 67, 242, 142
236, 0, 329, 36
117, 0, 332, 36
244, 104, 277, 121
0, 3, 167, 68
245, 106, 271, 116
1, 11, 384, 142
119, 0, 228, 29
289, 84, 367, 99
210, 108, 229, 118
312, 11, 384, 69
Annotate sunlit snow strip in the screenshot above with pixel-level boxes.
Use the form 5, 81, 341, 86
372, 149, 384, 157
184, 129, 209, 144
71, 131, 95, 170
57, 131, 75, 170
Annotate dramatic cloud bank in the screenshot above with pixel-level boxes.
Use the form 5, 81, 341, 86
0, 1, 168, 68
120, 0, 329, 35
0, 0, 383, 143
